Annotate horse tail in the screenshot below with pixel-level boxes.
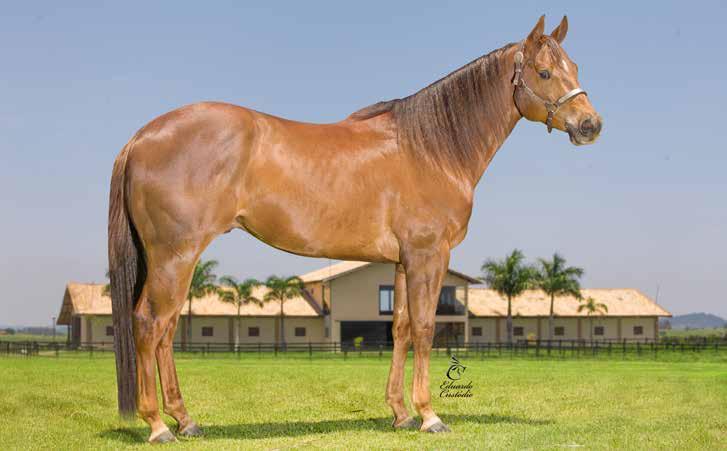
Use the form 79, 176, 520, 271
108, 134, 145, 419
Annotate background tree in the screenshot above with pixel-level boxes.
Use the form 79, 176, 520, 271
218, 276, 262, 346
481, 249, 536, 344
578, 296, 608, 341
263, 275, 305, 347
102, 269, 110, 297
186, 259, 219, 347
535, 253, 584, 341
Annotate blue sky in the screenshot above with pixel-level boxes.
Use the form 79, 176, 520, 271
1, 2, 726, 326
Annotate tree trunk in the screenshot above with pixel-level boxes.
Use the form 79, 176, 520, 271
280, 299, 286, 347
235, 304, 241, 347
186, 297, 192, 351
589, 317, 593, 342
548, 295, 555, 341
506, 296, 513, 344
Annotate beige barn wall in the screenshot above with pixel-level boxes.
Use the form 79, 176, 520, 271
468, 318, 498, 343
75, 315, 324, 345
231, 317, 277, 343
82, 315, 113, 345
620, 317, 656, 340
188, 316, 324, 344
467, 316, 659, 343
282, 317, 326, 343
329, 263, 469, 342
79, 315, 183, 344
186, 317, 232, 344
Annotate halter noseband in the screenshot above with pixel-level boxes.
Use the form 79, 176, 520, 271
512, 45, 587, 133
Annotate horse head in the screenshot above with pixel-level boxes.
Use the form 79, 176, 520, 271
513, 15, 602, 145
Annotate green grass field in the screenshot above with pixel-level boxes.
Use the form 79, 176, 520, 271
662, 328, 727, 338
0, 333, 65, 342
0, 355, 725, 450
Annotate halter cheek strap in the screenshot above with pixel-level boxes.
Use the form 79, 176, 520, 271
512, 48, 587, 133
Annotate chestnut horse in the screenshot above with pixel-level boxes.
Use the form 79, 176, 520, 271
108, 15, 601, 443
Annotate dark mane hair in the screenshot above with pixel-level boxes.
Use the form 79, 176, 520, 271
350, 43, 517, 175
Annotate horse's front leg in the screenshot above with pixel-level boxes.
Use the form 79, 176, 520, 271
385, 263, 418, 429
402, 243, 451, 433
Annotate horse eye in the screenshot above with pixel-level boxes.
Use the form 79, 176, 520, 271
539, 70, 550, 80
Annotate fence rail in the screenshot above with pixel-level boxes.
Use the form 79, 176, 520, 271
2, 337, 727, 360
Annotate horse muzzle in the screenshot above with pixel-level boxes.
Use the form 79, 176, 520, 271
566, 115, 602, 146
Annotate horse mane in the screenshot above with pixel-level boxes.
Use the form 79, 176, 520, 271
349, 42, 517, 175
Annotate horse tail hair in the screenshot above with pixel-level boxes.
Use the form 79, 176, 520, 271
108, 135, 145, 419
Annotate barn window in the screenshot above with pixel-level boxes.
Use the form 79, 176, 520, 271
513, 326, 524, 337
201, 326, 214, 337
594, 326, 604, 336
295, 327, 306, 337
472, 327, 482, 337
248, 327, 260, 337
105, 326, 114, 337
379, 285, 394, 314
554, 326, 565, 336
633, 326, 643, 336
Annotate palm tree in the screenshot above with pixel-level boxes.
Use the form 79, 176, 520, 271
218, 276, 262, 346
578, 296, 608, 341
534, 253, 584, 341
186, 259, 219, 347
263, 275, 305, 347
103, 270, 111, 297
481, 250, 536, 344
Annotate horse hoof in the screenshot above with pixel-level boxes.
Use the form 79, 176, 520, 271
149, 429, 177, 444
178, 422, 203, 437
393, 417, 419, 430
424, 421, 451, 433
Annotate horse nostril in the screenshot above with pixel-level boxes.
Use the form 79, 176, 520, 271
579, 118, 595, 136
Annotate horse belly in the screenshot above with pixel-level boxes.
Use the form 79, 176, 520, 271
237, 201, 400, 263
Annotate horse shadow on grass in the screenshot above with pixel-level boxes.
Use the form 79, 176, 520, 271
100, 414, 552, 443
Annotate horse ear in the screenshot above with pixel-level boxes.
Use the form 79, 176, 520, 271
525, 15, 545, 51
551, 15, 568, 44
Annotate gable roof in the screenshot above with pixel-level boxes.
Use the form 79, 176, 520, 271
57, 282, 322, 325
299, 261, 480, 284
467, 288, 671, 318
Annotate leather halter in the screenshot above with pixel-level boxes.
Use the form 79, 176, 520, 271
512, 45, 587, 133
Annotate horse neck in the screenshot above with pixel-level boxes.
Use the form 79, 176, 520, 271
466, 45, 522, 188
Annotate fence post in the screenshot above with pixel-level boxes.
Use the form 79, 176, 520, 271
378, 344, 383, 359
309, 342, 313, 359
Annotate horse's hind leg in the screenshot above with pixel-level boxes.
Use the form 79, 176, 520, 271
134, 243, 202, 443
156, 312, 202, 437
134, 284, 176, 443
386, 263, 417, 429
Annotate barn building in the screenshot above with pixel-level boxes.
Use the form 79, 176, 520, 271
56, 261, 670, 346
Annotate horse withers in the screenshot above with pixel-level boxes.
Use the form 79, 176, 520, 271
108, 15, 601, 443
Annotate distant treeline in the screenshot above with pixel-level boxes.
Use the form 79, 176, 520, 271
0, 326, 67, 336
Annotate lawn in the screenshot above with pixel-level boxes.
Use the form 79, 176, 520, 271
662, 328, 727, 339
0, 355, 725, 450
